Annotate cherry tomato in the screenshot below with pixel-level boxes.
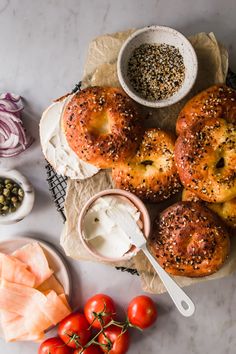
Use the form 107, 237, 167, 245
74, 345, 103, 354
84, 294, 116, 329
58, 312, 91, 349
38, 337, 72, 354
98, 326, 129, 354
127, 295, 157, 329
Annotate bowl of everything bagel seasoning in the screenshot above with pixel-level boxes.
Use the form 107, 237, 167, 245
117, 26, 198, 108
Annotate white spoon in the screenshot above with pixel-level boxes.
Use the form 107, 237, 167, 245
107, 208, 195, 317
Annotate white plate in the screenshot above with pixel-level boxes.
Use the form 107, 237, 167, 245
0, 237, 71, 297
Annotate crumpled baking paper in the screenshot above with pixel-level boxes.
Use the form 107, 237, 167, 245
61, 29, 236, 294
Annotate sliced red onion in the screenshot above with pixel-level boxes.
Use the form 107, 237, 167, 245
0, 92, 34, 158
0, 92, 21, 102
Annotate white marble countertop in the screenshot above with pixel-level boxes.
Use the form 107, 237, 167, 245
0, 0, 236, 353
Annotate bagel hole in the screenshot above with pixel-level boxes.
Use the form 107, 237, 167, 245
216, 157, 225, 169
141, 160, 154, 166
89, 111, 110, 136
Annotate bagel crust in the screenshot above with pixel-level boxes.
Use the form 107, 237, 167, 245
176, 85, 236, 135
175, 118, 236, 203
112, 128, 181, 202
148, 202, 230, 277
182, 189, 236, 229
63, 87, 142, 168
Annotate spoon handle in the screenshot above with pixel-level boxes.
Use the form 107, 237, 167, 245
142, 244, 195, 317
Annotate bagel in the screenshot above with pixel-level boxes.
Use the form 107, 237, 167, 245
148, 202, 230, 277
182, 189, 236, 229
63, 86, 142, 169
176, 85, 236, 135
175, 117, 236, 203
112, 128, 181, 202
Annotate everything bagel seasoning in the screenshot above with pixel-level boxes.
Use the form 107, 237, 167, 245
127, 43, 185, 101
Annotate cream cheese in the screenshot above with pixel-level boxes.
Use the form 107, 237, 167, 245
82, 195, 141, 258
39, 95, 99, 179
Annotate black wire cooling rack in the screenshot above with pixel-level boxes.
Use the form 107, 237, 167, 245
45, 163, 67, 222
45, 70, 236, 275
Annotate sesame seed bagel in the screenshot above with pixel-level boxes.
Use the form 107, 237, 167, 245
176, 85, 236, 135
175, 117, 236, 203
112, 128, 181, 203
182, 189, 236, 229
148, 202, 230, 277
63, 86, 142, 169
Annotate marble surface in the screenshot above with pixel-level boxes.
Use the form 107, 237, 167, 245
0, 0, 236, 353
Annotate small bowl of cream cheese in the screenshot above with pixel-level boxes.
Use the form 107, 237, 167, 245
78, 189, 151, 262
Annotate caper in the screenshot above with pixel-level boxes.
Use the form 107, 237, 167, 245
18, 188, 24, 197
3, 188, 10, 197
2, 205, 9, 211
0, 177, 24, 215
11, 196, 18, 203
6, 183, 13, 190
12, 187, 18, 195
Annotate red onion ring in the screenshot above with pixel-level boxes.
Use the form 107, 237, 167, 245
0, 93, 34, 157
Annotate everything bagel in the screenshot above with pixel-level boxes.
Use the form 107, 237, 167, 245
148, 202, 230, 277
112, 128, 181, 202
176, 84, 236, 135
182, 189, 236, 229
63, 86, 142, 168
175, 118, 236, 203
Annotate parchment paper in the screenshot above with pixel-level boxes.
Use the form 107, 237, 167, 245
61, 30, 236, 294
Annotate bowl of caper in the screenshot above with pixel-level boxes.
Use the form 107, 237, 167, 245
0, 169, 35, 225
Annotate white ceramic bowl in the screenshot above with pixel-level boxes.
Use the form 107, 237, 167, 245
117, 25, 198, 108
0, 169, 35, 225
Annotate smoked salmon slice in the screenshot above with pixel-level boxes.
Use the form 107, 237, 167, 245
0, 242, 71, 342
0, 280, 46, 316
37, 274, 64, 295
12, 242, 53, 287
1, 254, 35, 287
41, 290, 71, 325
1, 311, 45, 342
59, 293, 71, 311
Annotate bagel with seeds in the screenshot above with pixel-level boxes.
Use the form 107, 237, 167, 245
112, 128, 181, 202
175, 117, 236, 203
63, 86, 142, 169
182, 189, 236, 229
176, 84, 236, 135
148, 202, 230, 277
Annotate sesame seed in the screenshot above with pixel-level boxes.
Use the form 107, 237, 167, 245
127, 43, 185, 101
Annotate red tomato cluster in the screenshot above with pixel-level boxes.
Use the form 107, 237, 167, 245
38, 294, 157, 354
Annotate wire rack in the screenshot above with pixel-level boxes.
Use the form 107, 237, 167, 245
45, 70, 236, 276
45, 163, 67, 222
